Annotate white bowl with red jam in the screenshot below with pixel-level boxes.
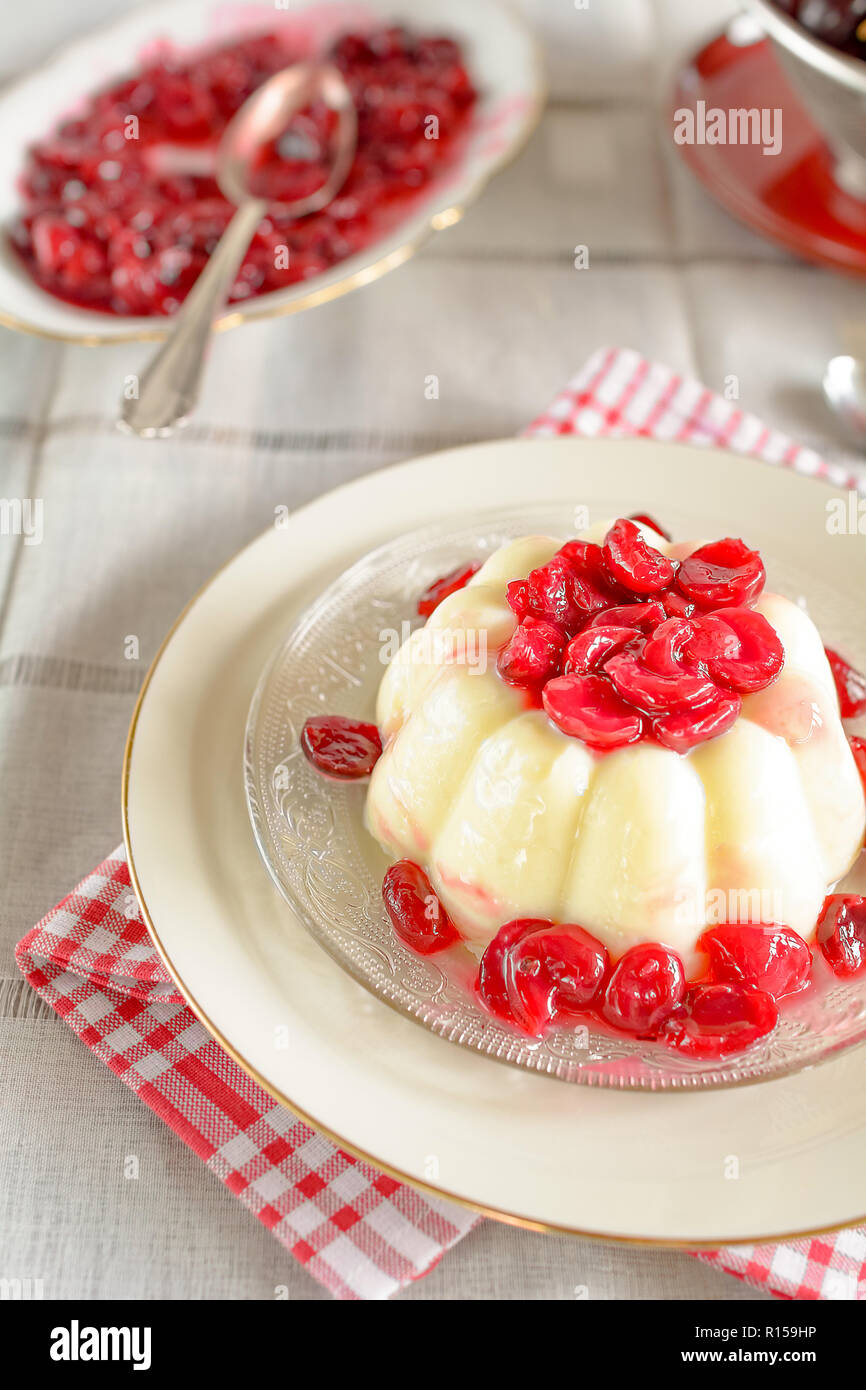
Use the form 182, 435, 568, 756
245, 497, 866, 1089
0, 0, 541, 340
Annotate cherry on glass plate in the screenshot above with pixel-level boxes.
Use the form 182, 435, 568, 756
817, 894, 866, 976
382, 860, 459, 955
699, 922, 811, 999
851, 735, 866, 798
825, 646, 866, 717
301, 714, 382, 779
601, 943, 686, 1036
476, 917, 608, 1036
417, 560, 481, 617
661, 983, 778, 1059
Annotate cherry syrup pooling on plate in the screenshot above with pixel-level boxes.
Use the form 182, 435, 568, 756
11, 25, 477, 315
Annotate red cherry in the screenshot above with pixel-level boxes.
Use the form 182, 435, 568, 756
825, 647, 866, 718
688, 609, 784, 693
382, 860, 460, 955
652, 688, 741, 752
542, 674, 645, 750
660, 983, 778, 1057
699, 923, 811, 999
498, 531, 773, 756
522, 923, 610, 1021
31, 213, 108, 290
506, 579, 531, 620
556, 539, 612, 589
587, 601, 666, 633
602, 518, 676, 595
601, 943, 686, 1036
628, 512, 672, 542
675, 538, 765, 609
417, 560, 481, 617
525, 555, 608, 631
476, 918, 609, 1036
562, 624, 636, 676
850, 735, 866, 799
301, 714, 382, 780
816, 894, 866, 976
604, 651, 717, 714
497, 617, 565, 687
475, 918, 543, 1030
661, 589, 697, 619
641, 617, 695, 676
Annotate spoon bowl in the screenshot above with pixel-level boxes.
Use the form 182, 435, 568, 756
217, 61, 357, 215
120, 61, 357, 438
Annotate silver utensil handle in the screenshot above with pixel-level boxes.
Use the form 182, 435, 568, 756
120, 197, 266, 438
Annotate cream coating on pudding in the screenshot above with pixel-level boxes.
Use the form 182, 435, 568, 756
364, 525, 866, 966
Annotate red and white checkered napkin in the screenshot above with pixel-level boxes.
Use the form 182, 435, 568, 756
15, 347, 866, 1300
14, 852, 476, 1300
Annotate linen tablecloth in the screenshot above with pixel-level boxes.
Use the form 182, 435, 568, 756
3, 0, 866, 1300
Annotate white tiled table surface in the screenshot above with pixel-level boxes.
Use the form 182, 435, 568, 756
2, 0, 864, 1301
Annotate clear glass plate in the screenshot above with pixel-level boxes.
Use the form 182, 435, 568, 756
244, 505, 866, 1090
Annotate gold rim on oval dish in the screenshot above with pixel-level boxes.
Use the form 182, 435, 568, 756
121, 437, 866, 1249
0, 1, 547, 346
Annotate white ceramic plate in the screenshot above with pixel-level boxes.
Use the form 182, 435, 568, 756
124, 438, 866, 1243
0, 0, 541, 343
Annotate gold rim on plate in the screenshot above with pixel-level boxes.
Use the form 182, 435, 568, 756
121, 444, 866, 1249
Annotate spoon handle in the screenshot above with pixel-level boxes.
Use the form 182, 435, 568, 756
120, 196, 267, 437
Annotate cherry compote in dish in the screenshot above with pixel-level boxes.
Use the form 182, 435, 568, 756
10, 24, 476, 316
301, 514, 866, 1062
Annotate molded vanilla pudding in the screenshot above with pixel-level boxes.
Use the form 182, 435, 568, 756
364, 521, 866, 970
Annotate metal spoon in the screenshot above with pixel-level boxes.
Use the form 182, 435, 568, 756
120, 62, 357, 438
823, 355, 866, 447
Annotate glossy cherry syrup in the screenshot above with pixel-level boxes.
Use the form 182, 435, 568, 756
660, 983, 779, 1059
817, 895, 866, 976
825, 647, 866, 718
382, 860, 459, 955
475, 917, 609, 1036
417, 561, 481, 617
851, 735, 866, 798
601, 943, 686, 1035
12, 25, 477, 315
698, 923, 811, 999
300, 714, 381, 780
497, 519, 782, 754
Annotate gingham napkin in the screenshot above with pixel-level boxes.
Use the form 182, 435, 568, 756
15, 347, 866, 1301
